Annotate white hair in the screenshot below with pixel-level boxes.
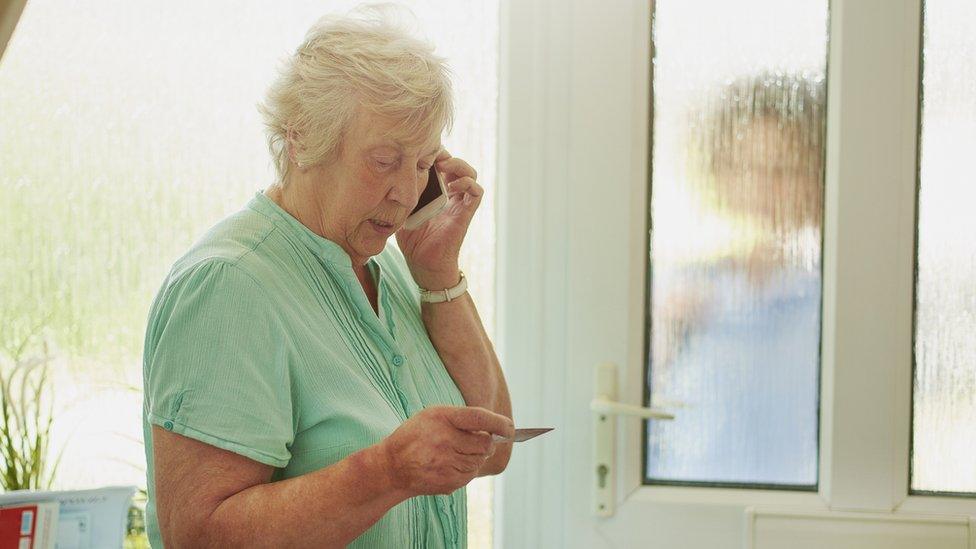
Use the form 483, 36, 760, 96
258, 5, 455, 184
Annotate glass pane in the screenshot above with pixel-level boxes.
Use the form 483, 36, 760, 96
0, 0, 498, 545
911, 0, 976, 495
645, 0, 828, 487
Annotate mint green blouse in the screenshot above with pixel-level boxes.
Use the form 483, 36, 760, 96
142, 192, 468, 548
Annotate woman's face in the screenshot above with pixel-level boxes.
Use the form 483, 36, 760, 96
308, 110, 441, 265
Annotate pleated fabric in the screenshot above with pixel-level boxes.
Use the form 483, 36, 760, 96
142, 191, 467, 548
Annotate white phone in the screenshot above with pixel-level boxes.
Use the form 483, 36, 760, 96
403, 166, 448, 230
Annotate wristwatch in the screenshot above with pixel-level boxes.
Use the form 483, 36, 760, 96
419, 271, 468, 303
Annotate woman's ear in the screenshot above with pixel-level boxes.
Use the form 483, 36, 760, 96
286, 127, 305, 169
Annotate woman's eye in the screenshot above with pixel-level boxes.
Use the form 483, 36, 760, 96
374, 159, 396, 169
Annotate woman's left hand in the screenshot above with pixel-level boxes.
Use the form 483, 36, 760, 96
396, 150, 483, 290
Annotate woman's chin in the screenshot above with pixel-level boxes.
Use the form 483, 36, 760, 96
353, 237, 389, 260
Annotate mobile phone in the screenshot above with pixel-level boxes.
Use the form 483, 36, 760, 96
403, 166, 448, 230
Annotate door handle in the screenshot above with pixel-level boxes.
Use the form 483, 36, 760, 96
590, 397, 675, 420
592, 363, 675, 517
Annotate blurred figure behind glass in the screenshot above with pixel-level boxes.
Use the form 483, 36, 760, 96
648, 71, 826, 485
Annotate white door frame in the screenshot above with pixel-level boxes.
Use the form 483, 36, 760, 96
494, 0, 573, 545
496, 0, 976, 547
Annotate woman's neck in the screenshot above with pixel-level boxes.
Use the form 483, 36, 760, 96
263, 181, 370, 267
264, 182, 326, 236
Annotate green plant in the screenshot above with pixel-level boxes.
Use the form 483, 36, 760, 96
0, 339, 61, 491
124, 488, 150, 549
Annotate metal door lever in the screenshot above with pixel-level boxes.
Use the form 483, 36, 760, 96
592, 363, 675, 517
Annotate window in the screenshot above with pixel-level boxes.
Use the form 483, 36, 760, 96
644, 0, 828, 488
911, 0, 976, 496
0, 0, 499, 545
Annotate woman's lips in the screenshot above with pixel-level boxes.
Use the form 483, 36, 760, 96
369, 219, 397, 235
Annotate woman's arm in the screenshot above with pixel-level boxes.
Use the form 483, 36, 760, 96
154, 406, 513, 548
154, 425, 403, 548
153, 426, 396, 547
418, 276, 514, 475
396, 151, 514, 475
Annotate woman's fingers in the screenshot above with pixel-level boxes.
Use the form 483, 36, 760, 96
432, 153, 482, 209
434, 148, 452, 163
452, 460, 484, 474
385, 406, 506, 496
452, 452, 488, 474
454, 430, 493, 455
436, 156, 477, 181
447, 177, 484, 198
445, 406, 515, 440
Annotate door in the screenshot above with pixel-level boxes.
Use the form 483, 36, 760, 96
497, 0, 976, 547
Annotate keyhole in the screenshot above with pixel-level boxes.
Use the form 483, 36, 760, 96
597, 463, 609, 488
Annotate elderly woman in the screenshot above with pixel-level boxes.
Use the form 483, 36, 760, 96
141, 12, 513, 548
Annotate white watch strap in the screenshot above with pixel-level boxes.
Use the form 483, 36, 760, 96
419, 271, 467, 303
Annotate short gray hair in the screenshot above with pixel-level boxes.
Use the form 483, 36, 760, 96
258, 6, 455, 184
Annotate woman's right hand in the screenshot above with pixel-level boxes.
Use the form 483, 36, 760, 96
378, 406, 515, 496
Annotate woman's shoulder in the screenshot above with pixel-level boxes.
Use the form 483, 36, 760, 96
162, 208, 281, 296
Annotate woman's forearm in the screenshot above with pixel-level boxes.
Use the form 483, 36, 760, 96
421, 290, 514, 474
197, 445, 405, 548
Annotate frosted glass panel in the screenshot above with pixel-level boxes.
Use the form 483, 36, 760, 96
0, 0, 498, 545
912, 0, 976, 495
645, 1, 827, 487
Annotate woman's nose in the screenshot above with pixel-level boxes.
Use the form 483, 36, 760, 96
386, 167, 422, 208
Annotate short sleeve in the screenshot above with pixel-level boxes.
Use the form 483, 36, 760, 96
144, 260, 293, 467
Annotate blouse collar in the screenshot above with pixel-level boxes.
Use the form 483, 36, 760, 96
247, 191, 354, 268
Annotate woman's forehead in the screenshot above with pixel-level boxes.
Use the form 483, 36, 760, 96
349, 110, 442, 155
363, 133, 441, 157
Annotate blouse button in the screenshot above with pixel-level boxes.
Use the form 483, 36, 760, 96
392, 355, 405, 367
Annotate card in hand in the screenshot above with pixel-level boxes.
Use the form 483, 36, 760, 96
492, 427, 554, 443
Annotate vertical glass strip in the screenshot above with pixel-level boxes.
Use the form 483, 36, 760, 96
645, 0, 828, 487
911, 0, 976, 495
